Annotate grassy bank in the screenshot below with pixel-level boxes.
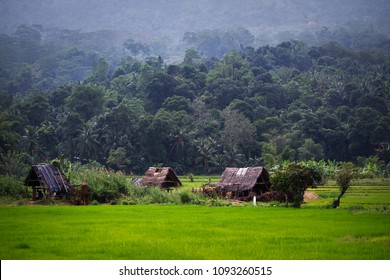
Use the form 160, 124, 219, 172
0, 205, 389, 260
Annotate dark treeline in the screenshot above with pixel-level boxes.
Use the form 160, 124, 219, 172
0, 24, 389, 177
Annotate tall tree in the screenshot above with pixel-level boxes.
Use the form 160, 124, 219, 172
57, 112, 84, 160
143, 73, 177, 112
221, 108, 256, 159
65, 84, 105, 121
86, 58, 110, 86
14, 92, 50, 126
0, 112, 20, 153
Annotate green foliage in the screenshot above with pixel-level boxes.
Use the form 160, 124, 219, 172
179, 191, 191, 204
0, 151, 30, 178
121, 183, 207, 206
74, 168, 130, 203
221, 107, 256, 158
0, 21, 389, 176
0, 176, 26, 197
51, 157, 78, 184
0, 111, 20, 153
356, 156, 384, 178
123, 39, 150, 57
332, 162, 355, 208
65, 84, 105, 121
177, 190, 203, 205
297, 139, 324, 161
184, 28, 254, 58
107, 147, 130, 171
70, 167, 208, 205
270, 163, 322, 207
136, 187, 176, 205
90, 200, 100, 205
335, 163, 355, 189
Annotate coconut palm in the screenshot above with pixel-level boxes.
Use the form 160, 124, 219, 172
222, 145, 245, 167
195, 137, 217, 174
75, 122, 101, 161
21, 125, 39, 159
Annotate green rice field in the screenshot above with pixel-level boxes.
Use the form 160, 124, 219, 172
0, 206, 389, 260
0, 179, 389, 260
308, 185, 390, 207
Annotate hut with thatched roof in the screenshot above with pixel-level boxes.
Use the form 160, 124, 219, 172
25, 164, 71, 199
140, 167, 182, 190
216, 167, 270, 199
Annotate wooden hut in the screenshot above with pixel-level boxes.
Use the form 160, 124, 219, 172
216, 167, 270, 199
25, 164, 71, 199
140, 167, 182, 190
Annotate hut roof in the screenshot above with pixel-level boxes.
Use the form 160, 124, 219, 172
25, 164, 71, 194
140, 167, 182, 189
217, 167, 269, 193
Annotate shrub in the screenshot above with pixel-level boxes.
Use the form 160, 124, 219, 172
179, 191, 191, 204
207, 198, 231, 207
74, 168, 131, 203
121, 185, 180, 205
0, 176, 26, 198
144, 187, 175, 204
90, 200, 99, 205
176, 190, 204, 205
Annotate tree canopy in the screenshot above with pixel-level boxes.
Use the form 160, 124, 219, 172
0, 23, 389, 176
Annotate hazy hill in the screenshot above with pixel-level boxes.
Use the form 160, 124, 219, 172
1, 0, 389, 40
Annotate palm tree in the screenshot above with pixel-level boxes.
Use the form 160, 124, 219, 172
222, 145, 245, 167
195, 137, 217, 174
169, 129, 187, 158
21, 125, 39, 159
57, 112, 83, 160
75, 123, 101, 161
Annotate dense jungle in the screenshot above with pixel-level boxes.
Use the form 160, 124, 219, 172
0, 0, 389, 179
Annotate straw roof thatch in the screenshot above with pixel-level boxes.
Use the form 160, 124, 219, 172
140, 167, 182, 190
25, 164, 71, 196
217, 167, 270, 196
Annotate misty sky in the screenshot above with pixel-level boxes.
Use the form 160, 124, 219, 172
0, 0, 389, 38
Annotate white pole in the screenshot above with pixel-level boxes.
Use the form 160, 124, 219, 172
253, 195, 257, 206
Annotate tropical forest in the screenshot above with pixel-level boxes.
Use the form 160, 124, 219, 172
1, 0, 390, 265
0, 0, 390, 198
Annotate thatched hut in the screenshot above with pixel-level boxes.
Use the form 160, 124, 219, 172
140, 167, 182, 190
25, 164, 71, 199
216, 167, 270, 199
